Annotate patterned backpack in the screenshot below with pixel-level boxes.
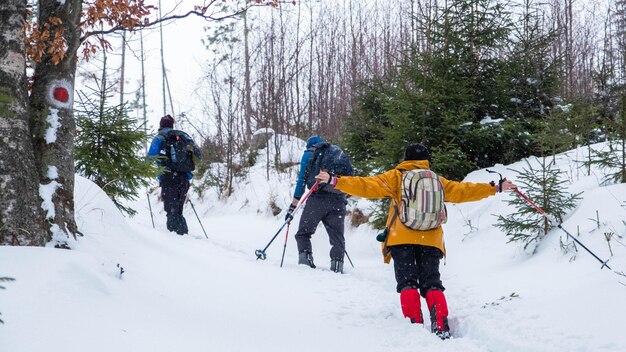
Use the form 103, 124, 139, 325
398, 169, 447, 230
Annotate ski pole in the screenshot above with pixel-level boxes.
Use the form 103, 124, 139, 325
514, 188, 611, 270
255, 181, 319, 260
188, 199, 208, 239
344, 250, 355, 268
147, 192, 155, 228
280, 223, 290, 268
486, 170, 611, 270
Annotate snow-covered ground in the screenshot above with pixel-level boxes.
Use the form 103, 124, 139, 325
1, 134, 625, 352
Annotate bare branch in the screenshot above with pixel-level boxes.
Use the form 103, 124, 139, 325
81, 7, 250, 43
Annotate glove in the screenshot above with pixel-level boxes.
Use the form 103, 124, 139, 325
285, 203, 297, 222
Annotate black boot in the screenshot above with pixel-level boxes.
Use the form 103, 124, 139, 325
298, 250, 316, 268
426, 289, 450, 340
330, 259, 344, 274
429, 304, 450, 340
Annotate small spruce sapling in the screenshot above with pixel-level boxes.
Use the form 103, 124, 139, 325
74, 54, 157, 216
495, 157, 581, 253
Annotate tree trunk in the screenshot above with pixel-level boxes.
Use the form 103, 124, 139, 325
29, 0, 82, 246
243, 10, 254, 137
0, 0, 48, 246
119, 30, 126, 106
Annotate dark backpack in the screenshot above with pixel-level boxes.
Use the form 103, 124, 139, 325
304, 142, 354, 191
161, 130, 196, 173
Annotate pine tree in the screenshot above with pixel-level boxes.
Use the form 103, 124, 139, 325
342, 79, 393, 176
496, 157, 580, 252
343, 0, 538, 180
74, 54, 157, 216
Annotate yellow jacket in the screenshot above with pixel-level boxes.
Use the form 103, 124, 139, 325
334, 160, 497, 263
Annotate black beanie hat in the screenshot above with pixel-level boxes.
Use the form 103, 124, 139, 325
404, 143, 430, 161
160, 114, 174, 128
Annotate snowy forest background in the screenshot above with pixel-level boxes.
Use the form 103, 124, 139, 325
1, 0, 625, 246
76, 0, 626, 222
2, 1, 626, 350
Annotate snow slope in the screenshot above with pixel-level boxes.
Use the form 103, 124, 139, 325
1, 135, 625, 352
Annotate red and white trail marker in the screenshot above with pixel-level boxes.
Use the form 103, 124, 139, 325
47, 79, 73, 109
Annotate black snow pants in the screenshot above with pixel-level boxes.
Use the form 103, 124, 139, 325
389, 244, 445, 296
295, 192, 347, 262
160, 172, 190, 235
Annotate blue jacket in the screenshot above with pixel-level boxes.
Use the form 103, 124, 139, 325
147, 128, 193, 181
293, 136, 324, 199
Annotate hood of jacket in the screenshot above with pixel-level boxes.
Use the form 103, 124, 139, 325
395, 159, 430, 171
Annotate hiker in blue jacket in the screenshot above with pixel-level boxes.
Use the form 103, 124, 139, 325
286, 136, 348, 273
147, 114, 201, 235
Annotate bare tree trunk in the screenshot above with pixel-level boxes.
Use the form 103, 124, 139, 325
0, 0, 47, 246
307, 3, 315, 133
566, 0, 574, 99
29, 0, 83, 246
158, 0, 167, 115
119, 30, 126, 106
622, 95, 626, 183
243, 10, 254, 137
140, 31, 148, 153
293, 2, 303, 136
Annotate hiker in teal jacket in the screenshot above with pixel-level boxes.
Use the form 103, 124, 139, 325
286, 136, 348, 273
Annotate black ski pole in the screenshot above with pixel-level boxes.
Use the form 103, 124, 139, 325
280, 223, 291, 268
147, 192, 155, 229
344, 250, 354, 268
255, 220, 289, 261
188, 199, 208, 239
486, 169, 611, 270
255, 181, 319, 261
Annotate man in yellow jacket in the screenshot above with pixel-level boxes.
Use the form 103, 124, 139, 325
315, 143, 516, 339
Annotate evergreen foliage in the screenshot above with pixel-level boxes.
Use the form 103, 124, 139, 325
584, 139, 626, 185
75, 57, 157, 216
536, 107, 574, 159
342, 0, 559, 183
342, 0, 551, 227
342, 79, 397, 176
495, 158, 581, 252
583, 91, 626, 184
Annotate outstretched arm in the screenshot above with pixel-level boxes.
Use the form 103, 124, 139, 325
442, 177, 517, 203
316, 170, 398, 199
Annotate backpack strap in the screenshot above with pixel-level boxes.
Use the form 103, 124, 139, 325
157, 129, 172, 148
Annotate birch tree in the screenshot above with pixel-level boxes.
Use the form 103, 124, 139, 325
0, 0, 47, 246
